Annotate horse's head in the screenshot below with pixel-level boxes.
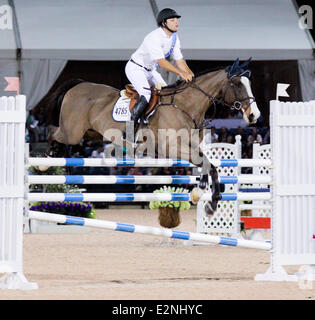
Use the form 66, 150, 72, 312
222, 58, 261, 124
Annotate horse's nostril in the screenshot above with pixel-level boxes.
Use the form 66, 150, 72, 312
249, 113, 254, 123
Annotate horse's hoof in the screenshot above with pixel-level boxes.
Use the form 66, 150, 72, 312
35, 165, 50, 172
204, 202, 215, 216
191, 187, 203, 204
199, 181, 207, 189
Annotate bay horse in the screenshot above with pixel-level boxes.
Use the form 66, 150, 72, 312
45, 58, 261, 216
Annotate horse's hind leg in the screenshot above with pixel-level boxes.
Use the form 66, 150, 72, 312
47, 114, 88, 157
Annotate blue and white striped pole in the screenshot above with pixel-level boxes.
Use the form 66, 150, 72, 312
27, 174, 271, 185
28, 157, 272, 168
28, 158, 195, 168
28, 210, 272, 251
28, 175, 200, 185
27, 192, 272, 202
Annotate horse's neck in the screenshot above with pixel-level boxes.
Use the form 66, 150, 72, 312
176, 70, 226, 125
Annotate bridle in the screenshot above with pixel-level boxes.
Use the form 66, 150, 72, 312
154, 70, 256, 129
190, 73, 256, 120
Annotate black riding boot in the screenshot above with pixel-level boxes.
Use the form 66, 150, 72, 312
124, 95, 148, 144
130, 95, 149, 123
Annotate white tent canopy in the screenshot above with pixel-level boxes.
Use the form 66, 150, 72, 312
14, 0, 157, 60
157, 0, 314, 60
0, 0, 314, 108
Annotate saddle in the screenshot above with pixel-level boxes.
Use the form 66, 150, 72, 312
123, 84, 161, 116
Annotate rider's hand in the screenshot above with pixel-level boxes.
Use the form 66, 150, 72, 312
179, 70, 193, 82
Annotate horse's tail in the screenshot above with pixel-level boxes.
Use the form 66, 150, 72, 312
45, 79, 86, 126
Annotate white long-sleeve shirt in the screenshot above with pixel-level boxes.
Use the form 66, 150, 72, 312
131, 27, 183, 70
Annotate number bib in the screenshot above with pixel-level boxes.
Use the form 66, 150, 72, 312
112, 97, 131, 122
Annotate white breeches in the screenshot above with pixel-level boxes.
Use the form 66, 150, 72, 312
125, 60, 167, 103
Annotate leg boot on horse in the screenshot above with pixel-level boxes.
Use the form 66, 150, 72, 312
191, 156, 224, 216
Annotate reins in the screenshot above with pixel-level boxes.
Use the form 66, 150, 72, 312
155, 73, 256, 129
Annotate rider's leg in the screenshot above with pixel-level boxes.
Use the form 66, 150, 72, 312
124, 62, 151, 142
125, 62, 152, 120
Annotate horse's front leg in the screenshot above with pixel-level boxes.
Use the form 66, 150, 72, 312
204, 163, 223, 215
191, 156, 224, 216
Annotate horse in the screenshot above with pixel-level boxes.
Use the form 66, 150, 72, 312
45, 57, 261, 217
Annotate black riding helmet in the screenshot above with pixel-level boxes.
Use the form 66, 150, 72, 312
156, 8, 181, 27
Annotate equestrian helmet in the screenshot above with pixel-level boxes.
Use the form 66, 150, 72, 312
157, 8, 181, 26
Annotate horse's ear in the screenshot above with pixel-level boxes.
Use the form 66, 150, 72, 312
231, 58, 240, 71
240, 57, 252, 69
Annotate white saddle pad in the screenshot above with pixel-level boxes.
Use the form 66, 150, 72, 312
112, 97, 131, 122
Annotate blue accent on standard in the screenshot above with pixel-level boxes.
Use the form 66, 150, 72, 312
171, 193, 190, 201
65, 158, 84, 166
220, 176, 238, 184
116, 159, 135, 167
116, 176, 135, 184
64, 193, 84, 201
171, 176, 190, 184
65, 216, 85, 226
172, 231, 190, 240
220, 193, 237, 201
219, 237, 238, 246
115, 194, 135, 201
220, 159, 238, 167
239, 188, 270, 193
65, 176, 84, 184
116, 223, 135, 232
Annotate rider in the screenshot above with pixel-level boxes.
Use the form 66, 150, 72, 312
125, 8, 195, 125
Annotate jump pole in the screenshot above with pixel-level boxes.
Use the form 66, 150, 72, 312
28, 210, 271, 251
28, 157, 272, 168
27, 174, 272, 185
27, 192, 272, 202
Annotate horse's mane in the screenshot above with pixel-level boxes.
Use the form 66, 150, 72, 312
162, 65, 227, 90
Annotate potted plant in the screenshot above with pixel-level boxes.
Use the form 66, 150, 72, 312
149, 186, 191, 228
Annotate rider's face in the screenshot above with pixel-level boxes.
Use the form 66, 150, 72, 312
165, 17, 179, 32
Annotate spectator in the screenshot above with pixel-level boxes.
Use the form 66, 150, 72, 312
128, 167, 143, 175
204, 126, 218, 144
226, 135, 235, 144
263, 128, 270, 145
236, 125, 247, 142
90, 144, 107, 175
90, 144, 105, 158
26, 110, 40, 142
218, 127, 229, 142
247, 128, 263, 146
